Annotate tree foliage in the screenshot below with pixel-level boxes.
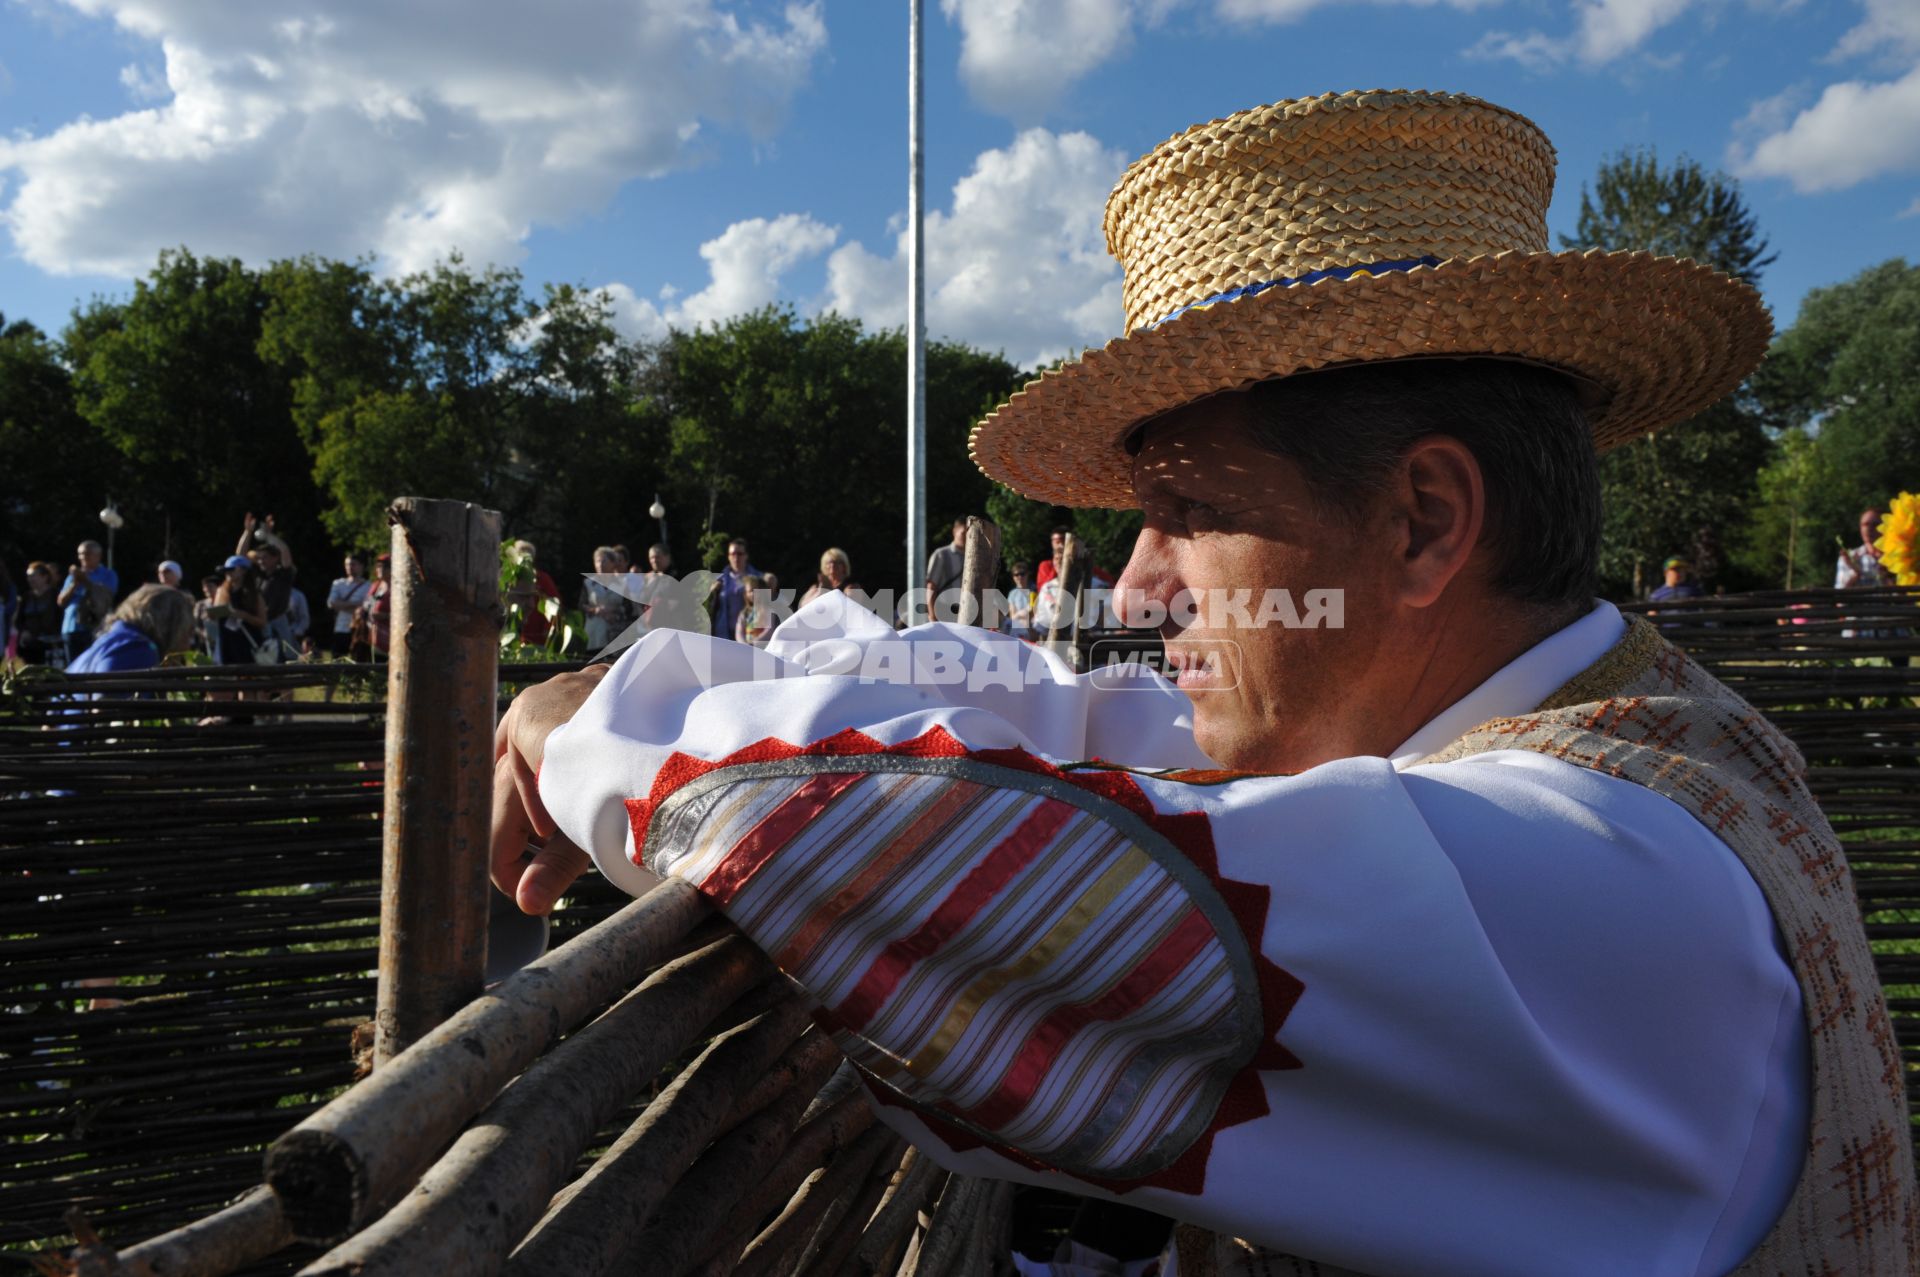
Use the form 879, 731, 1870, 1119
25, 229, 1909, 616
1742, 259, 1920, 585
640, 307, 1025, 593
63, 249, 327, 577
1561, 150, 1774, 595
0, 314, 121, 571
1566, 149, 1775, 287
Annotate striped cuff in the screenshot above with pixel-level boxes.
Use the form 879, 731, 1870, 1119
626, 726, 1303, 1196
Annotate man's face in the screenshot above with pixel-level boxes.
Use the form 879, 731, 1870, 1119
1050, 532, 1066, 555
159, 566, 181, 587
1664, 567, 1683, 587
1115, 396, 1395, 772
1862, 511, 1881, 544
594, 551, 616, 575
76, 544, 99, 570
260, 549, 281, 572
727, 545, 749, 572
649, 548, 669, 572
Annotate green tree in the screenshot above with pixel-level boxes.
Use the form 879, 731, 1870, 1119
640, 307, 1024, 598
986, 483, 1060, 579
1748, 259, 1920, 579
1561, 150, 1774, 596
1567, 149, 1775, 287
261, 255, 543, 549
1734, 426, 1829, 588
0, 313, 125, 571
62, 250, 327, 577
515, 283, 654, 576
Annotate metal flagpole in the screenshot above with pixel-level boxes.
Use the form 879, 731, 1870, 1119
906, 0, 928, 620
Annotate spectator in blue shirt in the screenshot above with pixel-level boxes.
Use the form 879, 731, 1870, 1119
57, 539, 120, 662
68, 584, 197, 674
709, 537, 759, 641
1647, 555, 1704, 603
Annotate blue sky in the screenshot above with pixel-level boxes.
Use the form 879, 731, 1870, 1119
1, 0, 1915, 370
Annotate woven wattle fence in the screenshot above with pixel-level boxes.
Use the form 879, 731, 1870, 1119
3, 586, 1917, 1275
0, 660, 630, 1274
1615, 587, 1920, 1126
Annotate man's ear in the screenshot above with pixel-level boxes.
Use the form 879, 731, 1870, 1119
1392, 435, 1485, 609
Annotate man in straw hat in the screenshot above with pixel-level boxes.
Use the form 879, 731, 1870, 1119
493, 90, 1915, 1274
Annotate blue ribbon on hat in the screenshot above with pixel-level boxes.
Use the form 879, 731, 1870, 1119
1149, 256, 1444, 329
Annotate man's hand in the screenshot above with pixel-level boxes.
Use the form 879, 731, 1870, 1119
491, 664, 611, 915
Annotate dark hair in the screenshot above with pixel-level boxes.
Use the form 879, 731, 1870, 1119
727, 538, 749, 553
1050, 525, 1071, 536
1244, 359, 1600, 610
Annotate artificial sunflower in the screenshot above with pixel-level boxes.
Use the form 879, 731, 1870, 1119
1873, 492, 1920, 587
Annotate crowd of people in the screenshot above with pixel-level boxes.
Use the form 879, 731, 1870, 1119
0, 514, 392, 674
3, 500, 1905, 675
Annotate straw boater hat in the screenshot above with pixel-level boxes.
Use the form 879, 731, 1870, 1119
968, 88, 1772, 508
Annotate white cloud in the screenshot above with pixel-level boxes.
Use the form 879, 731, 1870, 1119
1219, 0, 1492, 19
1732, 84, 1809, 139
1729, 0, 1920, 198
676, 213, 839, 327
943, 0, 1493, 121
825, 127, 1127, 368
600, 212, 840, 341
1572, 0, 1695, 62
1831, 0, 1920, 63
1463, 29, 1566, 72
1730, 63, 1920, 191
940, 0, 1151, 121
1468, 0, 1698, 70
117, 60, 168, 102
0, 0, 828, 277
600, 128, 1126, 368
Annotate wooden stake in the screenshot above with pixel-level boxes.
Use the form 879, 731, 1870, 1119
1045, 533, 1086, 671
299, 934, 771, 1277
957, 517, 1002, 629
375, 498, 502, 1066
267, 882, 710, 1243
101, 1186, 291, 1277
840, 1150, 944, 1277
504, 996, 818, 1276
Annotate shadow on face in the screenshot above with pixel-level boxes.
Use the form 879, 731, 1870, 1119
1116, 394, 1393, 771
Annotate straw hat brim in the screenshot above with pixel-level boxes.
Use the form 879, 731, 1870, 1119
969, 248, 1772, 509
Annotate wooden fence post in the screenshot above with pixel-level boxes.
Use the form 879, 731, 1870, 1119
1045, 532, 1086, 671
957, 516, 1001, 629
374, 498, 503, 1067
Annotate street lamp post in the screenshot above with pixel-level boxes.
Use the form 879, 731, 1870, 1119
98, 500, 125, 572
648, 495, 667, 549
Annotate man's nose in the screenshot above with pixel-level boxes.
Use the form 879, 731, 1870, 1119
1113, 533, 1179, 630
